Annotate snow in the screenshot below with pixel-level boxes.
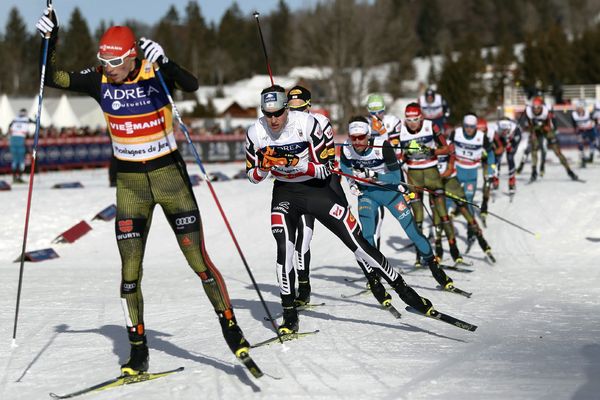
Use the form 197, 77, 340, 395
1, 149, 600, 399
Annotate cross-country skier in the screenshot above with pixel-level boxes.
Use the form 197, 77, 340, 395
286, 85, 338, 307
524, 96, 578, 181
449, 114, 492, 221
7, 108, 34, 183
246, 85, 435, 334
365, 94, 402, 249
418, 87, 450, 132
36, 9, 251, 375
340, 116, 454, 290
571, 100, 597, 167
398, 102, 463, 266
481, 117, 523, 222
434, 130, 494, 261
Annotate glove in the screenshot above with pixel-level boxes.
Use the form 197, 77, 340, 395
371, 116, 386, 134
353, 168, 377, 180
139, 38, 169, 64
258, 146, 298, 170
307, 162, 331, 179
36, 8, 59, 38
406, 140, 422, 154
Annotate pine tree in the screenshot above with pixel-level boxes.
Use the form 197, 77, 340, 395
3, 8, 29, 94
58, 7, 95, 72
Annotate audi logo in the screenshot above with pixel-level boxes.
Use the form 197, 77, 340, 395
175, 216, 197, 226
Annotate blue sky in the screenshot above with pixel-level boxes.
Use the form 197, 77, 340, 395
0, 1, 314, 33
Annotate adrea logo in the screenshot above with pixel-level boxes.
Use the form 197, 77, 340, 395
103, 85, 160, 101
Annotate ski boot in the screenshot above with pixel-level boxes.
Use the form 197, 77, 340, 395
449, 241, 463, 265
367, 276, 392, 307
529, 169, 537, 183
426, 257, 453, 290
121, 324, 149, 376
392, 276, 433, 315
278, 307, 299, 335
294, 280, 311, 308
218, 310, 251, 357
567, 169, 579, 181
587, 153, 594, 164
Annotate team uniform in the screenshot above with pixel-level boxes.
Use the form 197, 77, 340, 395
398, 119, 462, 263
340, 136, 452, 288
571, 107, 598, 167
7, 114, 34, 183
480, 126, 504, 219
524, 103, 577, 181
42, 29, 249, 363
246, 110, 433, 330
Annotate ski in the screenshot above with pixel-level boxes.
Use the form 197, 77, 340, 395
383, 303, 402, 318
344, 277, 365, 283
454, 259, 474, 267
236, 350, 264, 379
49, 367, 184, 399
439, 264, 474, 273
251, 330, 320, 348
586, 237, 600, 242
263, 303, 326, 321
341, 288, 370, 299
485, 250, 497, 264
503, 191, 515, 202
441, 285, 472, 298
405, 307, 477, 332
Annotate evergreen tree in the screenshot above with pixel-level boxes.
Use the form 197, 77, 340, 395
58, 7, 95, 72
269, 0, 291, 73
153, 6, 183, 64
183, 1, 210, 82
3, 8, 29, 94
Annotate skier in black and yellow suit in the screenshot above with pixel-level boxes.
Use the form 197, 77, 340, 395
37, 8, 250, 375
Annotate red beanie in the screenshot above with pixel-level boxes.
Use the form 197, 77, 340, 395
98, 26, 137, 57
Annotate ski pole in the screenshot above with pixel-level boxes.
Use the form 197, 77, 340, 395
253, 12, 274, 86
332, 169, 539, 237
13, 0, 53, 347
153, 67, 284, 343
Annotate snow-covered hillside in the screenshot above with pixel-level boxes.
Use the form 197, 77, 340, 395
1, 150, 599, 399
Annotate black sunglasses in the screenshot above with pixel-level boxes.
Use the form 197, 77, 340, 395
263, 108, 286, 118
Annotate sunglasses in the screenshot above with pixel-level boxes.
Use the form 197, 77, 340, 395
351, 134, 368, 140
405, 117, 421, 123
97, 48, 133, 68
262, 108, 286, 118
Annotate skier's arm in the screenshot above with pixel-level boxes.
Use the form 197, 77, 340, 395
157, 61, 199, 93
433, 125, 451, 155
42, 33, 102, 99
245, 126, 269, 184
378, 141, 402, 185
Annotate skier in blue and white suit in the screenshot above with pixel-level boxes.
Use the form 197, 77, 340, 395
340, 116, 454, 290
449, 114, 491, 216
